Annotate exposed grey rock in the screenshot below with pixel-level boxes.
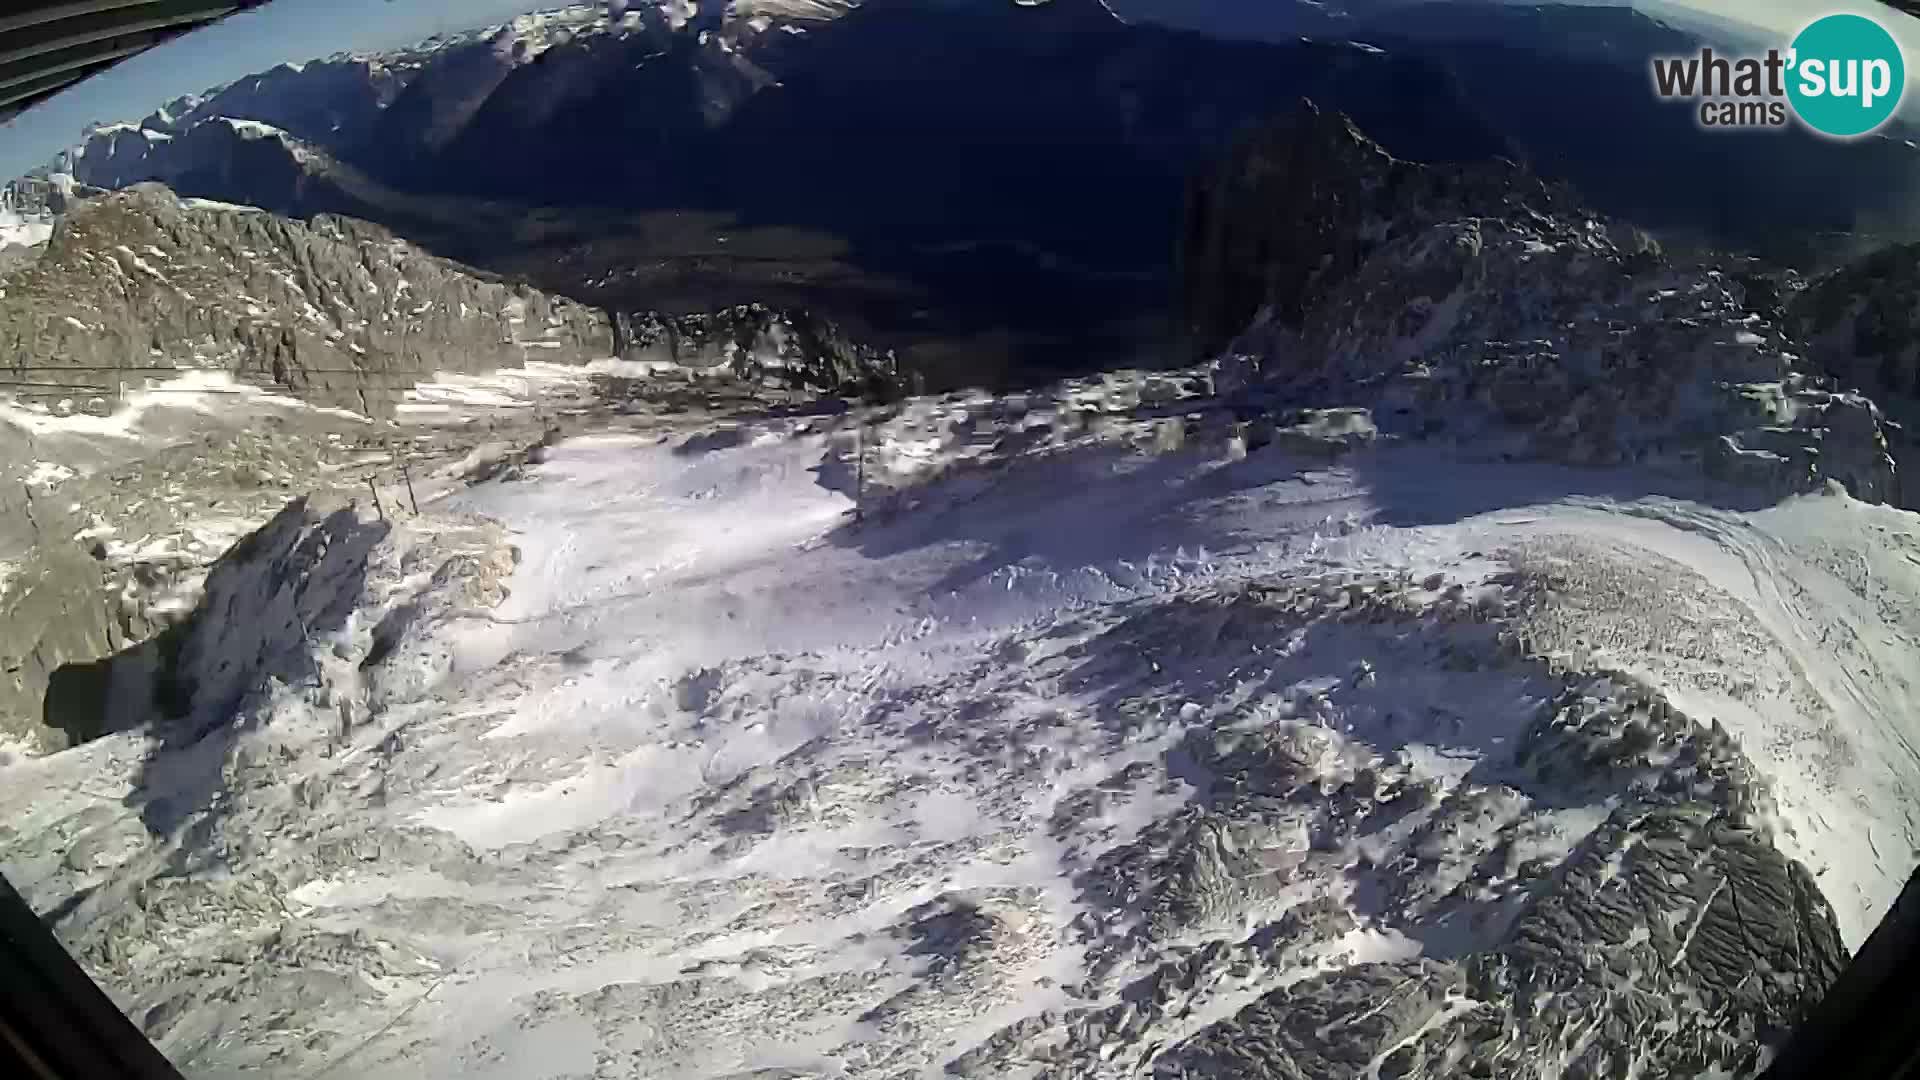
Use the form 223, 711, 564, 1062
1183, 99, 1900, 505
1788, 241, 1920, 507
0, 243, 39, 276
1791, 241, 1920, 402
0, 403, 546, 756
612, 303, 902, 399
918, 572, 1849, 1080
1269, 406, 1377, 460
36, 498, 389, 752
1158, 960, 1466, 1079
1142, 664, 1846, 1079
0, 184, 613, 417
361, 548, 512, 709
1178, 98, 1587, 359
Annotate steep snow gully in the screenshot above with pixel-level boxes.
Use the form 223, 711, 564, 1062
3, 392, 1913, 1077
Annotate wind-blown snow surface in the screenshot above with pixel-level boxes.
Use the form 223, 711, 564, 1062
436, 421, 1919, 946
1, 401, 1914, 1077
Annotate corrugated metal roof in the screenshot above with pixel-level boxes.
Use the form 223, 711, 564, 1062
0, 0, 270, 122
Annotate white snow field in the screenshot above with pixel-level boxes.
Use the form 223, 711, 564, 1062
0, 204, 52, 249
2, 395, 1917, 1077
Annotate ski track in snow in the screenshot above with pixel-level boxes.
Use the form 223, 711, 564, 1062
4, 412, 1916, 1077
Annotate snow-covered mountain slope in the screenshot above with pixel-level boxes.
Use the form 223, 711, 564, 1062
68, 0, 815, 170
2, 381, 1914, 1076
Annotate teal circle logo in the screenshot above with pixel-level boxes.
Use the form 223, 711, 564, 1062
1787, 13, 1906, 138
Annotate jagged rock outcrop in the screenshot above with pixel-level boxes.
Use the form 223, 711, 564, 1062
1788, 243, 1920, 504
1156, 671, 1847, 1079
1159, 806, 1843, 1078
30, 498, 389, 755
159, 499, 390, 731
613, 303, 902, 398
1178, 98, 1591, 356
1184, 100, 1901, 505
0, 185, 613, 416
1792, 244, 1920, 405
0, 401, 425, 758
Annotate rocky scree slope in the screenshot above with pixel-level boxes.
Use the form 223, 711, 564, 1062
1183, 100, 1902, 507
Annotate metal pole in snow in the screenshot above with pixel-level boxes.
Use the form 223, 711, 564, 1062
854, 421, 865, 524
401, 455, 420, 515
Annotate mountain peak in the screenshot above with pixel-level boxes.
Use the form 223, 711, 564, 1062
1181, 97, 1580, 348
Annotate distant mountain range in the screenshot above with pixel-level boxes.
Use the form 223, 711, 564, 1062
38, 0, 1920, 378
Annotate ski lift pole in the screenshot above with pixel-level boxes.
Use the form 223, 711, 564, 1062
400, 454, 419, 515
854, 419, 865, 524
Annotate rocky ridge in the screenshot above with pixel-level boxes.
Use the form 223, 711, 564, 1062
0, 177, 615, 757
614, 303, 904, 399
0, 184, 909, 757
58, 1, 834, 202
1183, 100, 1904, 507
1788, 244, 1920, 505
0, 184, 611, 417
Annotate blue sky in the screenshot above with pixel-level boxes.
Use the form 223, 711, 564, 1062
5, 0, 1918, 182
1, 0, 554, 180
